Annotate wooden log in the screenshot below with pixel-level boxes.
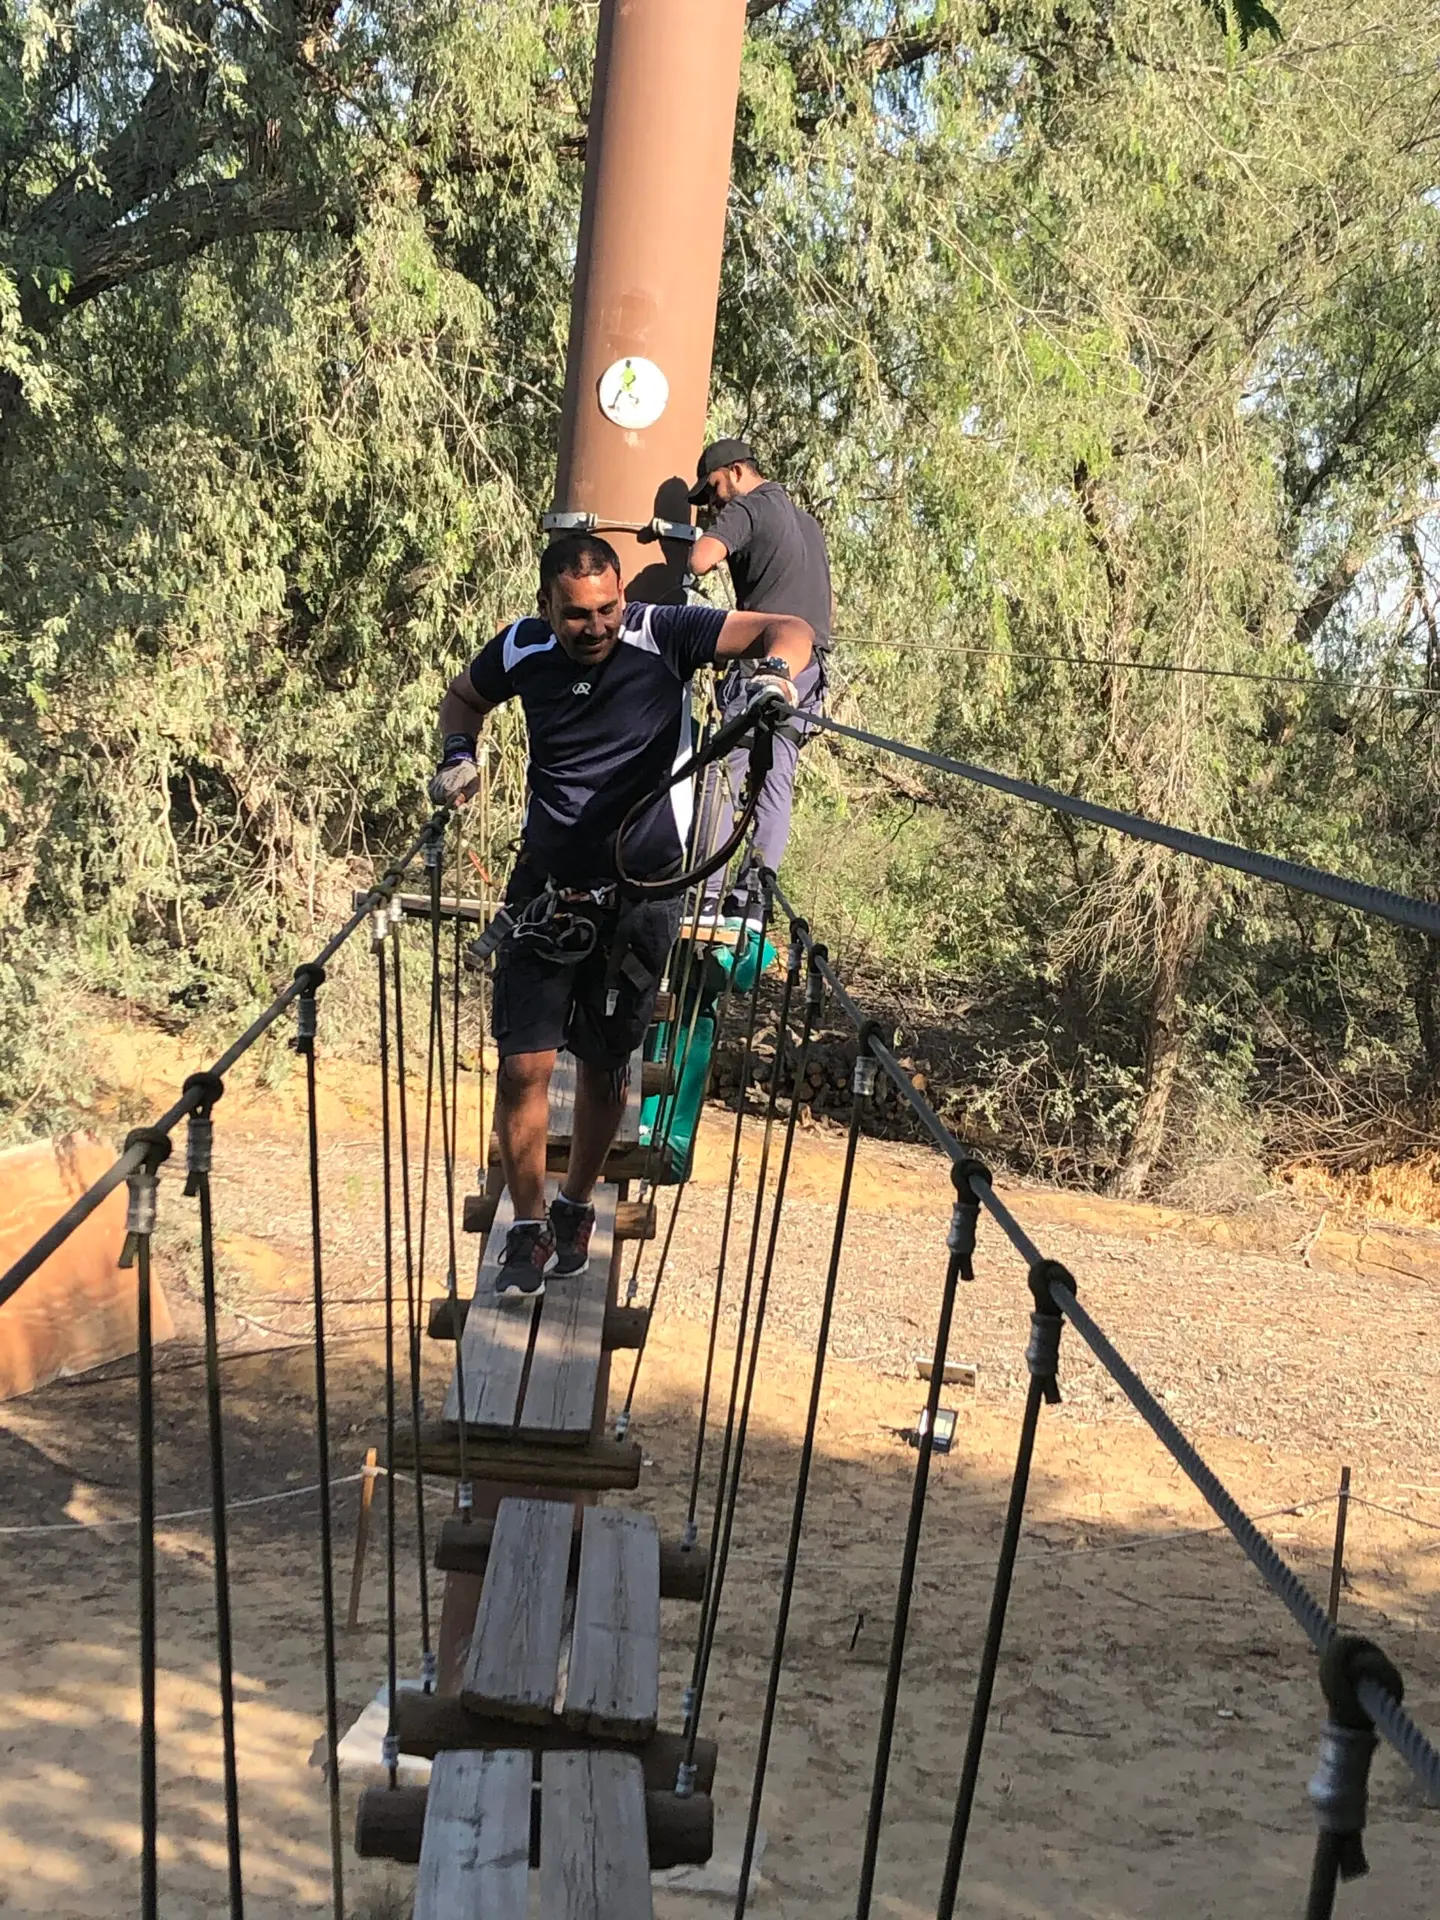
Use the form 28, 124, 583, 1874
461, 1498, 573, 1723
434, 1514, 705, 1601
525, 1142, 653, 1181
389, 1427, 641, 1491
392, 1692, 718, 1793
651, 990, 676, 1024
414, 1750, 529, 1920
462, 1192, 499, 1236
541, 1751, 654, 1918
355, 1779, 711, 1872
351, 889, 486, 923
563, 1510, 660, 1740
640, 1059, 668, 1098
614, 1199, 656, 1242
428, 1298, 648, 1352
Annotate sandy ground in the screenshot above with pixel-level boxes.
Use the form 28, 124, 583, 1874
2, 1057, 1439, 1918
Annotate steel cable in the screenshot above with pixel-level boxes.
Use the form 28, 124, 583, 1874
0, 812, 448, 1306
186, 1088, 245, 1918
375, 936, 400, 1789
682, 923, 812, 1775
135, 1228, 160, 1920
390, 922, 432, 1677
427, 836, 471, 1505
799, 713, 1440, 939
682, 875, 770, 1539
296, 980, 346, 1920
733, 965, 886, 1916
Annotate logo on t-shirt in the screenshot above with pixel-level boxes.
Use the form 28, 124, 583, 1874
571, 680, 592, 696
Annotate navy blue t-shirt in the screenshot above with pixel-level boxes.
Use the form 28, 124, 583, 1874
469, 600, 727, 883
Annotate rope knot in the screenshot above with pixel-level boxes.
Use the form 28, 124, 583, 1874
947, 1160, 990, 1278
119, 1128, 172, 1267
1309, 1637, 1401, 1883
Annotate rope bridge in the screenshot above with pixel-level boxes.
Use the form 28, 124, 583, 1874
2, 716, 1437, 1918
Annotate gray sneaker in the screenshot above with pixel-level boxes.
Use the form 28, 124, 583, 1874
494, 1220, 555, 1299
549, 1194, 596, 1277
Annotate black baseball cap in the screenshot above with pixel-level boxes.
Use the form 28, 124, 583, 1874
689, 437, 756, 502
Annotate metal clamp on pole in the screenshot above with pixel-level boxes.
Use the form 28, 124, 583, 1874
541, 509, 700, 544
120, 1129, 173, 1268
1024, 1257, 1073, 1405
1305, 1635, 1403, 1917
181, 1073, 225, 1198
947, 1160, 990, 1282
293, 964, 326, 1058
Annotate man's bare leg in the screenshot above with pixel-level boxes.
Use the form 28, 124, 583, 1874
563, 1059, 627, 1205
495, 1049, 555, 1220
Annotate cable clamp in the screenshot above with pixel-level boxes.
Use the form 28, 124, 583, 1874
292, 963, 325, 1055
181, 1072, 225, 1196
615, 1409, 632, 1440
422, 822, 446, 871
456, 1480, 474, 1516
1308, 1720, 1375, 1875
806, 942, 828, 1014
370, 906, 389, 949
946, 1160, 989, 1275
1025, 1258, 1073, 1405
674, 1759, 697, 1800
381, 1731, 400, 1772
681, 1518, 698, 1550
119, 1129, 173, 1268
420, 1649, 438, 1692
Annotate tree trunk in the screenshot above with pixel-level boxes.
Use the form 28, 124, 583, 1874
1114, 890, 1206, 1198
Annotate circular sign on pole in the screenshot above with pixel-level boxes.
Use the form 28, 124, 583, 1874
597, 355, 669, 431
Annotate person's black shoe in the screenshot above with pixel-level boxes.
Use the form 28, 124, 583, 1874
494, 1220, 555, 1299
549, 1194, 596, 1278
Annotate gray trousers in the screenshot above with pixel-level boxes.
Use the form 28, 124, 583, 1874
699, 657, 824, 905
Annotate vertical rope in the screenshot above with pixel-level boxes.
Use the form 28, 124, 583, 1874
682, 879, 769, 1538
184, 1081, 244, 1916
390, 922, 432, 1676
375, 934, 400, 1788
682, 916, 808, 1771
682, 881, 776, 1731
136, 1232, 160, 1920
731, 989, 887, 1899
295, 971, 345, 1919
855, 1172, 980, 1919
427, 837, 470, 1506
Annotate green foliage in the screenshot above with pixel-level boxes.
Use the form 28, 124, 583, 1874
3, 0, 1440, 1191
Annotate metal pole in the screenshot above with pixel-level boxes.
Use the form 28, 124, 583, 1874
1327, 1465, 1352, 1624
553, 0, 747, 599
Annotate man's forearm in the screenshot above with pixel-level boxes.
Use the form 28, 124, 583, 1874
749, 614, 814, 680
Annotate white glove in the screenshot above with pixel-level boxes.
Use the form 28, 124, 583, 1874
429, 757, 479, 808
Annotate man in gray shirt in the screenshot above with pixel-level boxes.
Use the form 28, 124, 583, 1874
687, 438, 831, 926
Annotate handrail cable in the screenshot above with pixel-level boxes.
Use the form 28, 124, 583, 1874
800, 712, 1440, 939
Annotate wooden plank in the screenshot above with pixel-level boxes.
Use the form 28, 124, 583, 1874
413, 1750, 530, 1920
441, 1191, 535, 1429
461, 1497, 573, 1722
517, 1187, 617, 1441
394, 1692, 718, 1790
390, 1427, 642, 1489
563, 1509, 661, 1739
351, 888, 486, 923
546, 1053, 579, 1143
540, 1751, 654, 1920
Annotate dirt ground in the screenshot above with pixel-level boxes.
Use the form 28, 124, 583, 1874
2, 1038, 1438, 1918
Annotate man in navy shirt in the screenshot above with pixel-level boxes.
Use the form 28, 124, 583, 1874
431, 532, 813, 1296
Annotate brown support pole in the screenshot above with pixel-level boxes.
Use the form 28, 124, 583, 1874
345, 1446, 380, 1632
552, 0, 748, 601
1327, 1464, 1352, 1623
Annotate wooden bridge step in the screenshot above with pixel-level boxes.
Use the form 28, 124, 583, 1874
441, 1185, 616, 1439
389, 1427, 642, 1490
413, 1749, 529, 1920
392, 1691, 719, 1793
540, 1751, 654, 1920
434, 1513, 706, 1601
562, 1509, 661, 1740
461, 1498, 573, 1724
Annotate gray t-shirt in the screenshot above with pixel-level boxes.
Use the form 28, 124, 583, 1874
706, 480, 832, 650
